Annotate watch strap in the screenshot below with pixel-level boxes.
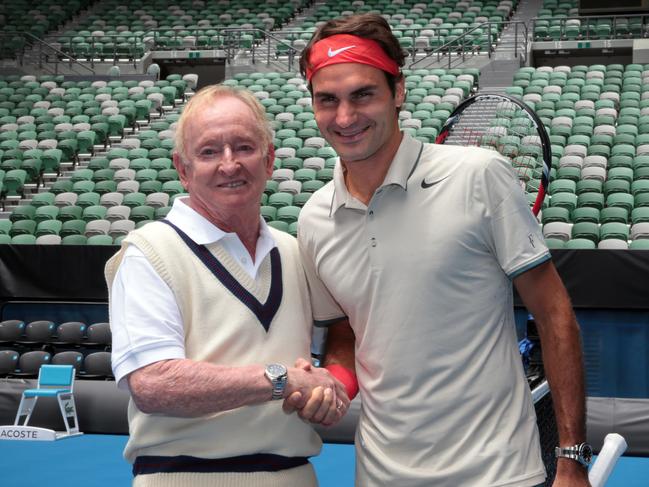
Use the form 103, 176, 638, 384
270, 375, 286, 400
555, 443, 592, 467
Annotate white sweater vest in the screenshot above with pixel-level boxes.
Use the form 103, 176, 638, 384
105, 221, 322, 463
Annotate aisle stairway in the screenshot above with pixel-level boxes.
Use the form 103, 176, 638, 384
478, 0, 544, 91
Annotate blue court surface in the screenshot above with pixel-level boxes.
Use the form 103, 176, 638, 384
0, 435, 647, 486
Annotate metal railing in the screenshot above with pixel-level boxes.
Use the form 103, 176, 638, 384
530, 13, 649, 41
1, 31, 95, 75
409, 21, 528, 68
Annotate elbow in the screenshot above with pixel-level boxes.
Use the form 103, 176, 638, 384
128, 372, 163, 414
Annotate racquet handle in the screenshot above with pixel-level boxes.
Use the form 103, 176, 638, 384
588, 433, 627, 487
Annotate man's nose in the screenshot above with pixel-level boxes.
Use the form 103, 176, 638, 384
218, 146, 239, 175
336, 101, 357, 128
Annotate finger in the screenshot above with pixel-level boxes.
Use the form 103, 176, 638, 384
309, 387, 334, 424
332, 380, 348, 400
297, 386, 324, 421
282, 391, 303, 414
322, 399, 349, 426
320, 394, 344, 426
294, 357, 312, 371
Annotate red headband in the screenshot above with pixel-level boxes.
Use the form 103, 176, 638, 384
305, 34, 400, 82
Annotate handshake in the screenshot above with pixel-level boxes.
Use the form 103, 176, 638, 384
281, 358, 351, 427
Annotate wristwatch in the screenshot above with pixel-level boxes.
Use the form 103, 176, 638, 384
264, 363, 288, 400
555, 442, 593, 467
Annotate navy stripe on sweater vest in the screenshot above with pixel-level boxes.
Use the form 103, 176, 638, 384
133, 453, 309, 475
161, 220, 283, 331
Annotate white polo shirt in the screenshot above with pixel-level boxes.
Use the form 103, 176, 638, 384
298, 134, 550, 486
110, 197, 276, 389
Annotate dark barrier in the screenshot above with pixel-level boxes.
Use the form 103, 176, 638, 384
2, 245, 649, 308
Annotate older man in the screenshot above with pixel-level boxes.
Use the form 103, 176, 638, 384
106, 85, 348, 487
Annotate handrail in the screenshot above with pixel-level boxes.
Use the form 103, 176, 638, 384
1, 31, 95, 75
530, 13, 649, 40
9, 19, 529, 74
409, 20, 528, 68
410, 22, 494, 68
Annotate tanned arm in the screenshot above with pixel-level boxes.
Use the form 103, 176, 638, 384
514, 260, 590, 487
322, 318, 356, 372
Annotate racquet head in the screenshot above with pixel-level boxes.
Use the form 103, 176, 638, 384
435, 93, 552, 217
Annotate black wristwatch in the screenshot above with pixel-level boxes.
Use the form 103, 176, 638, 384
555, 442, 593, 467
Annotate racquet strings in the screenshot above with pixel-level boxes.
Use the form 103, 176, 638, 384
437, 96, 549, 216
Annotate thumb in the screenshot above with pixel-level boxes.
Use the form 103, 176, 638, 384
282, 391, 304, 413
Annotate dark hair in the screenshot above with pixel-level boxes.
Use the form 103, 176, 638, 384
299, 14, 406, 95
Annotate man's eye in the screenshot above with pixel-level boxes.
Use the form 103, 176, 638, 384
200, 148, 220, 157
318, 96, 336, 105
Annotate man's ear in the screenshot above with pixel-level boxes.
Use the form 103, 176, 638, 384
265, 144, 275, 178
173, 152, 190, 191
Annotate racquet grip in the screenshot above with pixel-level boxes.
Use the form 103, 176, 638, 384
325, 364, 359, 400
589, 433, 627, 487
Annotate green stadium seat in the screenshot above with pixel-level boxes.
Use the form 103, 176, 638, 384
571, 222, 599, 243
10, 205, 36, 222
564, 238, 597, 249
9, 219, 37, 237
600, 222, 629, 241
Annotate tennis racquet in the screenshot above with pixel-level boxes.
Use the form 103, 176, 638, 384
435, 93, 552, 217
589, 433, 628, 487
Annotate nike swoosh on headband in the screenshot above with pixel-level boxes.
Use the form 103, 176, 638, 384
328, 45, 356, 57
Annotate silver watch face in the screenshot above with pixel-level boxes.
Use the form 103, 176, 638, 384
580, 443, 593, 464
266, 363, 287, 379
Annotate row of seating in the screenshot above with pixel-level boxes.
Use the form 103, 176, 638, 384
48, 0, 308, 58
0, 67, 478, 244
300, 0, 515, 53
532, 0, 648, 41
0, 349, 112, 379
543, 221, 649, 249
0, 0, 92, 59
502, 64, 649, 248
0, 319, 111, 348
0, 73, 193, 200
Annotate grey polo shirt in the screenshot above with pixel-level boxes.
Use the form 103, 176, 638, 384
298, 134, 550, 486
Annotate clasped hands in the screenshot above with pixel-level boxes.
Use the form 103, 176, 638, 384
282, 358, 350, 427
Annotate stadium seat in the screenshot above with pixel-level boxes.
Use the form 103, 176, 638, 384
0, 319, 25, 345
0, 350, 19, 376
81, 351, 113, 379
52, 351, 84, 372
86, 322, 111, 348
14, 350, 51, 377
53, 321, 87, 346
565, 238, 597, 249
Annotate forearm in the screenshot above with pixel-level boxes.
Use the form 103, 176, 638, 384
536, 304, 586, 445
128, 359, 271, 417
515, 262, 587, 445
322, 319, 356, 371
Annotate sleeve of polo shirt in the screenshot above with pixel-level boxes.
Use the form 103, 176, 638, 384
110, 245, 186, 390
297, 227, 346, 328
483, 156, 551, 279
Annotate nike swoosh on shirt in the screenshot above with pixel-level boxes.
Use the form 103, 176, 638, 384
421, 175, 450, 189
328, 45, 356, 57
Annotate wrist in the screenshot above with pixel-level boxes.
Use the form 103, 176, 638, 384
556, 457, 590, 481
325, 364, 359, 400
